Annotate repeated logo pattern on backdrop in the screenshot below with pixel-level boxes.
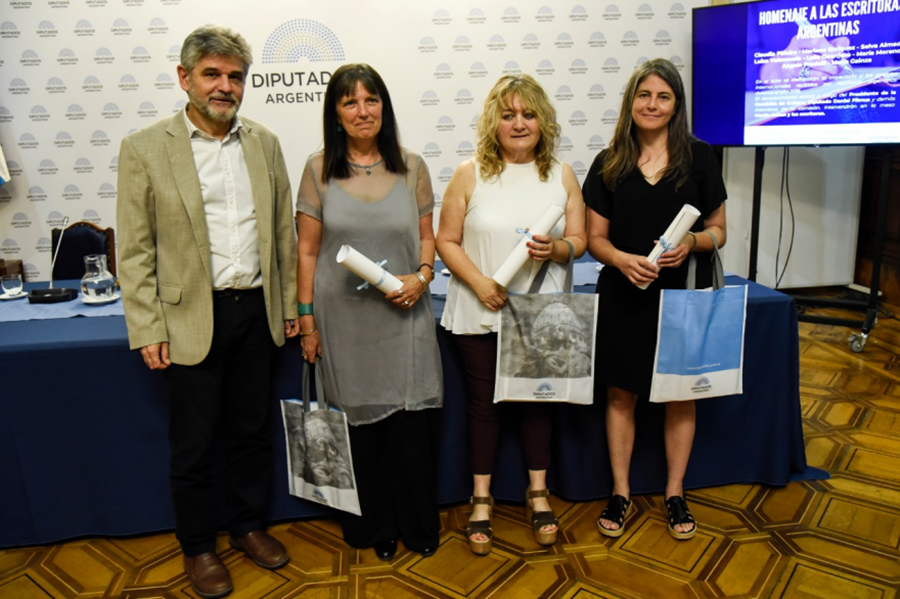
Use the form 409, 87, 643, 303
0, 0, 704, 281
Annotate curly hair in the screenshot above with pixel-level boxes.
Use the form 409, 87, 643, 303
601, 58, 693, 191
475, 74, 560, 182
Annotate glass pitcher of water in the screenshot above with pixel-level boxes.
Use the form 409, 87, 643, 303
81, 254, 116, 300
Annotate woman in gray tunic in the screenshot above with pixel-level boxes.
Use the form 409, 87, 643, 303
296, 64, 444, 560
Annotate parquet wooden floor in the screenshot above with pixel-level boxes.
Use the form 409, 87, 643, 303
4, 296, 900, 599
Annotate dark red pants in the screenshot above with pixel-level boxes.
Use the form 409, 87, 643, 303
453, 333, 551, 475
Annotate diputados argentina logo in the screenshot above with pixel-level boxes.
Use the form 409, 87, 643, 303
251, 71, 331, 104
691, 376, 712, 394
256, 19, 344, 105
37, 20, 58, 37
533, 382, 556, 400
669, 3, 688, 19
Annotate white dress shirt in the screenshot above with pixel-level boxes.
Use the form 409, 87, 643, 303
183, 108, 262, 290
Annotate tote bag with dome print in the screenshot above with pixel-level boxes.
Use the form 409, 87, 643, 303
494, 242, 598, 405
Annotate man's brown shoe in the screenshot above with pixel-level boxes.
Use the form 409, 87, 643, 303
183, 552, 232, 599
228, 530, 290, 569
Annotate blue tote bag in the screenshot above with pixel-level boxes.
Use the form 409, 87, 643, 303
649, 238, 747, 402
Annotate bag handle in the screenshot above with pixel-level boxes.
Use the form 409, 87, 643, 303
302, 359, 329, 412
686, 232, 724, 291
527, 238, 575, 294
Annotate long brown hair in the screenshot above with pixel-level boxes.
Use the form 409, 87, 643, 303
321, 63, 407, 182
601, 58, 692, 190
475, 74, 560, 182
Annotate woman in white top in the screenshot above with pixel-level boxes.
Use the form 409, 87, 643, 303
436, 74, 586, 555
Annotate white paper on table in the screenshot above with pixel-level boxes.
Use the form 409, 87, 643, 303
491, 204, 565, 288
336, 245, 403, 294
637, 204, 701, 290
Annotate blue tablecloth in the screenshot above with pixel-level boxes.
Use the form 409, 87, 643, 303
0, 280, 124, 322
0, 275, 825, 548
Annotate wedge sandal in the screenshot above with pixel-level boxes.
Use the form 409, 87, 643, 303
467, 496, 494, 555
525, 489, 559, 546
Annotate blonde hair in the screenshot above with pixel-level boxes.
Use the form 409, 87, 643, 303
475, 75, 560, 182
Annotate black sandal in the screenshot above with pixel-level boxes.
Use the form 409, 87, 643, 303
597, 494, 632, 538
665, 496, 697, 540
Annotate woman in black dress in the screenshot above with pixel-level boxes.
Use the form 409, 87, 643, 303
582, 58, 727, 540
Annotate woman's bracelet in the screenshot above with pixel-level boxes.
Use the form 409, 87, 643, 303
687, 231, 697, 252
415, 272, 429, 288
299, 327, 317, 337
418, 263, 435, 281
297, 302, 314, 315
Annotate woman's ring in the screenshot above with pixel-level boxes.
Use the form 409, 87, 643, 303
403, 300, 410, 306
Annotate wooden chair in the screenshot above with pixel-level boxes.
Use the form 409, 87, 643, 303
0, 259, 25, 280
50, 222, 116, 280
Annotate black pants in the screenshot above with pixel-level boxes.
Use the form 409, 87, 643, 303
341, 409, 440, 552
453, 333, 552, 474
164, 288, 275, 557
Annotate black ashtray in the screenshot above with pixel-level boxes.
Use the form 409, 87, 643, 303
28, 288, 78, 303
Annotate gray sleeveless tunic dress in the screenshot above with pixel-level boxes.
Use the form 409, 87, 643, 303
310, 155, 443, 426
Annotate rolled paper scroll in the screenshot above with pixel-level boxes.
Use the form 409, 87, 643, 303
637, 203, 701, 290
336, 245, 403, 293
491, 204, 566, 288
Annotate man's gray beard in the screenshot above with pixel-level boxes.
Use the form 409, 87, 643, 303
187, 86, 240, 124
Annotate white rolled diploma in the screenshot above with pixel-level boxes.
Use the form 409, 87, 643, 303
636, 203, 701, 290
336, 245, 403, 293
490, 204, 566, 288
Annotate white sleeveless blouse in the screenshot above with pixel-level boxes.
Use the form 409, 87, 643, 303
441, 159, 569, 335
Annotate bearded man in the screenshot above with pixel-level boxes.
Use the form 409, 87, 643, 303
116, 24, 299, 598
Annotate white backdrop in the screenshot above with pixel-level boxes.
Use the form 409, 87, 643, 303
0, 0, 706, 281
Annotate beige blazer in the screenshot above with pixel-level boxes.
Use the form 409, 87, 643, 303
116, 112, 298, 365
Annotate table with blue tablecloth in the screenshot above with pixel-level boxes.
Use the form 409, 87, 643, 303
0, 275, 825, 548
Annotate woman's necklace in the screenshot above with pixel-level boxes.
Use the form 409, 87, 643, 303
639, 148, 667, 182
642, 167, 663, 182
348, 158, 384, 176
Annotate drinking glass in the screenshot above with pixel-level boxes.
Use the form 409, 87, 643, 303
1, 274, 23, 297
